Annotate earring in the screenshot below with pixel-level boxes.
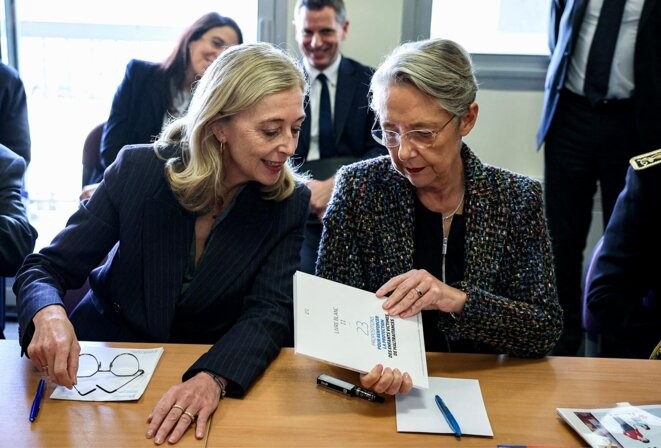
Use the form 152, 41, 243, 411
220, 142, 225, 153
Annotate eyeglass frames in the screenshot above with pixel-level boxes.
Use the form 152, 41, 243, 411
371, 114, 456, 149
74, 352, 145, 396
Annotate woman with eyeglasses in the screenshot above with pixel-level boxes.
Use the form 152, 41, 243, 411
16, 43, 309, 445
316, 38, 563, 395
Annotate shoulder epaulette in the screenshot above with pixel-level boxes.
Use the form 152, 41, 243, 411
650, 340, 661, 360
630, 148, 661, 171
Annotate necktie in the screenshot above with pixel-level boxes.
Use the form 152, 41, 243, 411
317, 73, 334, 157
583, 0, 627, 104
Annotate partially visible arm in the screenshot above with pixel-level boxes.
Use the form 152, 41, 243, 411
316, 166, 368, 289
448, 180, 563, 358
0, 149, 37, 276
586, 168, 653, 333
306, 176, 335, 219
15, 149, 127, 354
0, 65, 31, 164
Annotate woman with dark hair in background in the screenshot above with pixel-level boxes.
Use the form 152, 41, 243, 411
82, 12, 243, 196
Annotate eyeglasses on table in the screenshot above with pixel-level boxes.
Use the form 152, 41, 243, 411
74, 352, 145, 396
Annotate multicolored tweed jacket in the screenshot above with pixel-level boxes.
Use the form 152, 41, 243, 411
317, 144, 563, 357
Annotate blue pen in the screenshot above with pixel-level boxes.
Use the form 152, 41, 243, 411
29, 379, 46, 422
435, 394, 462, 439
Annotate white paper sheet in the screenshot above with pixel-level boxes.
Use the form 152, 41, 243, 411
396, 377, 493, 436
294, 271, 429, 388
50, 346, 164, 401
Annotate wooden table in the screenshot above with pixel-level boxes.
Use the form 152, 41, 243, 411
3, 340, 660, 447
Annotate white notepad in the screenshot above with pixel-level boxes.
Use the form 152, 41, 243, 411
396, 377, 493, 436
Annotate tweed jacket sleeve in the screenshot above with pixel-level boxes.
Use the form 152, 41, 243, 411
318, 146, 562, 358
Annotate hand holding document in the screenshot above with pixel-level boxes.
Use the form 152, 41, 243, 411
293, 271, 429, 388
50, 346, 164, 402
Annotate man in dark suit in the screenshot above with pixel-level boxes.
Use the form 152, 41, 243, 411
293, 0, 386, 274
586, 150, 661, 358
0, 62, 31, 165
537, 0, 661, 355
0, 144, 38, 339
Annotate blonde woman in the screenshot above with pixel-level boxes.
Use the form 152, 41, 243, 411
15, 43, 309, 445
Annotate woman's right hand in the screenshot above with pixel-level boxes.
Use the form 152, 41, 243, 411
360, 364, 413, 396
28, 305, 80, 388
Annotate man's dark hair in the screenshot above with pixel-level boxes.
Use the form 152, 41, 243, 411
295, 0, 347, 24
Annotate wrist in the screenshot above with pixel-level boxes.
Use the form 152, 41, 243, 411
203, 371, 227, 399
33, 304, 68, 325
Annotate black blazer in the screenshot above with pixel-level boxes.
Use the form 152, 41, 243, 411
96, 60, 168, 181
0, 63, 31, 164
295, 56, 385, 167
536, 0, 661, 150
15, 144, 310, 396
0, 144, 37, 276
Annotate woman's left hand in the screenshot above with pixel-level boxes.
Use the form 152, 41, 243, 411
376, 269, 468, 318
146, 372, 222, 445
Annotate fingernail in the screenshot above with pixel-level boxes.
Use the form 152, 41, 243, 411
146, 430, 153, 438
154, 437, 162, 445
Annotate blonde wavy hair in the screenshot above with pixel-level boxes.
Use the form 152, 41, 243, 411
157, 42, 308, 213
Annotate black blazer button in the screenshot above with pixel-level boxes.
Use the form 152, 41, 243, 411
112, 302, 121, 313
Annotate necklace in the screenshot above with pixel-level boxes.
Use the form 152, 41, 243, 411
441, 190, 465, 222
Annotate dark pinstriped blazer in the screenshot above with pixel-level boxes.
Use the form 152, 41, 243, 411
15, 144, 310, 396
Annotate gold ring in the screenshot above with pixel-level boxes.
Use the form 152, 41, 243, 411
42, 365, 49, 371
172, 404, 185, 413
182, 411, 196, 422
415, 288, 424, 298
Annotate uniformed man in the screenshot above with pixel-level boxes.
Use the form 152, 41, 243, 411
586, 148, 661, 358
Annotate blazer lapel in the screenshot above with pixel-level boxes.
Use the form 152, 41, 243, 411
463, 150, 504, 283
142, 183, 195, 340
182, 184, 273, 305
639, 0, 654, 31
149, 76, 168, 135
333, 58, 358, 146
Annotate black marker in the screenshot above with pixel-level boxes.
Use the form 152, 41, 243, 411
316, 374, 385, 403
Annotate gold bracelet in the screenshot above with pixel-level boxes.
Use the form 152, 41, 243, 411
203, 371, 227, 399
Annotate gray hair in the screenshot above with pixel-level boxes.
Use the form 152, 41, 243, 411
295, 0, 347, 24
370, 38, 478, 120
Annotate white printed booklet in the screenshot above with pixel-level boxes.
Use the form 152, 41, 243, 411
293, 271, 429, 388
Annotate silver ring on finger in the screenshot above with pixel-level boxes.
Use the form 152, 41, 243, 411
414, 287, 424, 299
